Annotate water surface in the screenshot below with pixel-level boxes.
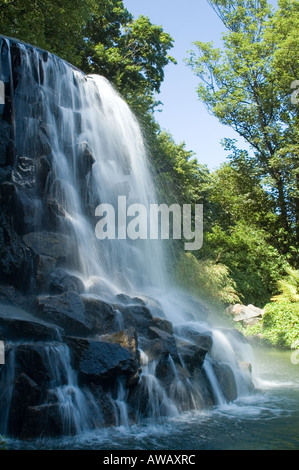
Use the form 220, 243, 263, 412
7, 347, 299, 451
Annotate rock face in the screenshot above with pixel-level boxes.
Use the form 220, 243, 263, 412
0, 37, 254, 440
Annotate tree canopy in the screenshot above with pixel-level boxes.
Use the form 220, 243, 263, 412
187, 0, 299, 259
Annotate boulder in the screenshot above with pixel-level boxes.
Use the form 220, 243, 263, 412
228, 304, 264, 327
35, 292, 92, 335
35, 155, 51, 196
212, 361, 238, 402
8, 373, 41, 436
0, 303, 64, 341
147, 326, 178, 359
0, 119, 14, 166
175, 325, 213, 354
66, 337, 138, 386
0, 284, 30, 309
20, 403, 65, 438
86, 383, 116, 427
118, 305, 154, 334
82, 295, 116, 334
138, 325, 179, 365
155, 351, 177, 390
176, 339, 208, 372
14, 343, 69, 387
48, 268, 84, 295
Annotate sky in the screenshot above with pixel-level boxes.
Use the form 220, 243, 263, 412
123, 0, 276, 170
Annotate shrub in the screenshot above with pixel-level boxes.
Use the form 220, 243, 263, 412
174, 252, 241, 308
247, 301, 299, 349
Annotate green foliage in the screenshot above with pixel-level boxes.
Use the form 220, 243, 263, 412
174, 252, 241, 307
82, 2, 176, 114
0, 1, 175, 116
246, 301, 299, 348
187, 0, 299, 254
0, 0, 94, 66
203, 221, 287, 307
149, 131, 209, 204
271, 267, 299, 302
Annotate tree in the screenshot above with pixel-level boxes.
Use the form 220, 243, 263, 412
81, 1, 176, 115
0, 0, 175, 117
187, 0, 299, 257
0, 0, 93, 66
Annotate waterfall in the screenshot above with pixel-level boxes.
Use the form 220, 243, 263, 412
43, 344, 103, 434
0, 347, 16, 434
0, 37, 255, 440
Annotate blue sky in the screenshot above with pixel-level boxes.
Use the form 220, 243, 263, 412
123, 0, 276, 170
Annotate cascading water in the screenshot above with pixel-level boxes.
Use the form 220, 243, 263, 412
0, 37, 255, 442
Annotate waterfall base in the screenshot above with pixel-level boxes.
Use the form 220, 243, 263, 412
0, 292, 254, 439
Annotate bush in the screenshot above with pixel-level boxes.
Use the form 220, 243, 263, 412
174, 252, 241, 308
246, 301, 299, 349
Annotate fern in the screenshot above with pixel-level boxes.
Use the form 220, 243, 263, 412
271, 267, 299, 303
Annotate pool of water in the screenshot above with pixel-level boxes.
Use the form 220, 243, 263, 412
6, 347, 299, 451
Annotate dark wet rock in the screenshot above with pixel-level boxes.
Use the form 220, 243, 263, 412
147, 326, 178, 360
14, 343, 69, 388
20, 403, 65, 438
174, 325, 213, 354
87, 383, 116, 427
12, 157, 35, 189
155, 351, 177, 390
82, 296, 116, 335
35, 292, 92, 335
0, 214, 33, 293
127, 374, 171, 422
66, 337, 138, 386
212, 361, 238, 403
76, 141, 95, 177
23, 231, 74, 260
34, 254, 57, 291
176, 339, 208, 372
8, 373, 41, 436
35, 139, 51, 172
48, 268, 84, 295
118, 305, 153, 334
0, 303, 64, 341
0, 119, 14, 166
0, 284, 30, 309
